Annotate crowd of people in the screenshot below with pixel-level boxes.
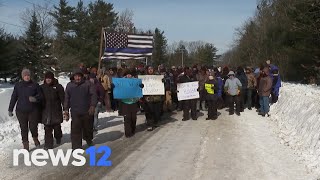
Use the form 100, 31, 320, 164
7, 60, 281, 151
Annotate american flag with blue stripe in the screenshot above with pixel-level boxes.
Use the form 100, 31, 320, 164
103, 32, 153, 60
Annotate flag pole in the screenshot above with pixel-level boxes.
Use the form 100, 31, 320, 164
98, 27, 105, 71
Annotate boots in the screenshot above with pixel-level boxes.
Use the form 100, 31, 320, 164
33, 137, 40, 147
22, 141, 29, 151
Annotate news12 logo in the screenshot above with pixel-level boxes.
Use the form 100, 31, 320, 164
13, 146, 112, 166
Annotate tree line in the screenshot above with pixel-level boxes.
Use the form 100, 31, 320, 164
0, 0, 218, 82
222, 0, 320, 84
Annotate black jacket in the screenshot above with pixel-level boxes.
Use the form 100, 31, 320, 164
204, 79, 219, 101
8, 80, 43, 113
236, 71, 248, 90
41, 79, 65, 125
64, 79, 97, 115
178, 74, 197, 83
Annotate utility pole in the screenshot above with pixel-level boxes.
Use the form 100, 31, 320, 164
179, 49, 185, 67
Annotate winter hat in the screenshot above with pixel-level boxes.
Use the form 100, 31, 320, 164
73, 68, 84, 77
44, 71, 54, 80
227, 71, 235, 76
21, 69, 31, 78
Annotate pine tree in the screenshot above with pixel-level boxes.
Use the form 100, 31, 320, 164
22, 11, 44, 81
152, 28, 168, 66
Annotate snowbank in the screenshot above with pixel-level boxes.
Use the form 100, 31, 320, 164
270, 83, 320, 174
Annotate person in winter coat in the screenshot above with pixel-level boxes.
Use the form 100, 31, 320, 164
101, 70, 112, 112
143, 66, 163, 131
236, 66, 248, 112
179, 67, 198, 121
40, 71, 65, 149
196, 67, 208, 111
64, 69, 97, 149
245, 67, 257, 110
213, 68, 224, 109
221, 66, 230, 108
161, 70, 174, 112
116, 69, 144, 137
224, 71, 242, 116
258, 67, 273, 117
270, 68, 281, 103
89, 74, 105, 132
204, 72, 219, 120
8, 69, 42, 151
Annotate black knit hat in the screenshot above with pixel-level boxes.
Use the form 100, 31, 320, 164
44, 71, 54, 80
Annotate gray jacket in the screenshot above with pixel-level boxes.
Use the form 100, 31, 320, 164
224, 77, 242, 96
64, 79, 97, 115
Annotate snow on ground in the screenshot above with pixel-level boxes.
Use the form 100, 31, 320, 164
0, 76, 75, 160
270, 83, 320, 175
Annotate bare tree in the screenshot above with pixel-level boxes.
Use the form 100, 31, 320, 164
20, 2, 54, 37
115, 9, 135, 33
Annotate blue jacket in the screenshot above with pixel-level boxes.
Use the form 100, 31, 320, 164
269, 65, 282, 96
8, 80, 43, 113
215, 74, 223, 97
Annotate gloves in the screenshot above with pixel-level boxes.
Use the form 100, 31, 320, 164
162, 78, 165, 83
111, 83, 115, 89
29, 96, 37, 102
63, 111, 69, 121
139, 84, 144, 88
88, 106, 95, 116
8, 111, 13, 117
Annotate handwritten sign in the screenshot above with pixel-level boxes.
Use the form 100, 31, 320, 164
177, 81, 199, 101
112, 78, 143, 99
138, 75, 165, 95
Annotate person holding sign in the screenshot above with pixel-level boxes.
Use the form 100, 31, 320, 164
178, 67, 199, 121
114, 69, 144, 137
142, 66, 164, 131
204, 72, 219, 120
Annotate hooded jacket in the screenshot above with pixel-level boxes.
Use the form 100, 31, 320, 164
224, 75, 242, 96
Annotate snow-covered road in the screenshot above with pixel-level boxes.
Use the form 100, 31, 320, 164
104, 110, 315, 180
0, 110, 317, 180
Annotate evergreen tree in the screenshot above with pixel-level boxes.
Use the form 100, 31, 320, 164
22, 11, 45, 81
152, 28, 167, 66
196, 43, 217, 66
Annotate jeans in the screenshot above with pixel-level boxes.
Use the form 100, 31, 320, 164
259, 96, 270, 114
246, 89, 253, 109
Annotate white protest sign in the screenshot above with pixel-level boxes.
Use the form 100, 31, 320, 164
138, 75, 165, 95
177, 81, 199, 101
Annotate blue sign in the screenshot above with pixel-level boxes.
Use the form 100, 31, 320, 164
112, 78, 143, 99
